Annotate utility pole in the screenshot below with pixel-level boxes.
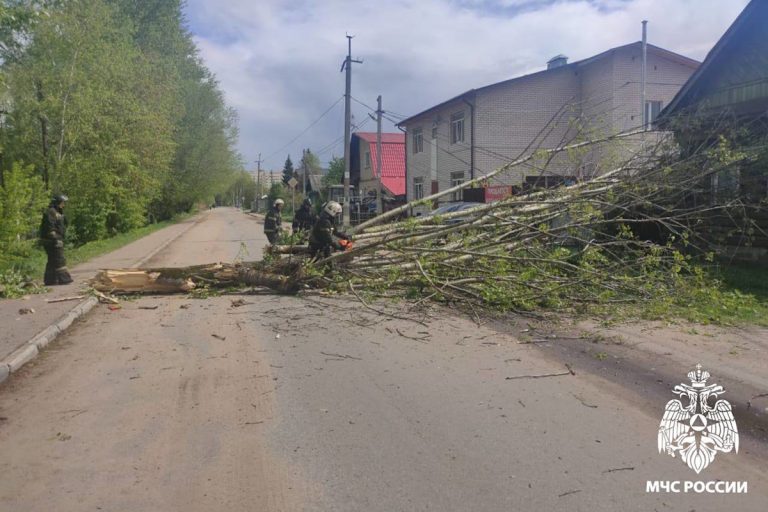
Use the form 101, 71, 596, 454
341, 35, 362, 227
302, 149, 307, 196
375, 95, 383, 215
641, 20, 648, 130
255, 153, 263, 212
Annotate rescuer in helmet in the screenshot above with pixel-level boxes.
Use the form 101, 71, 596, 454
39, 194, 73, 285
264, 198, 285, 244
292, 197, 316, 235
308, 201, 351, 259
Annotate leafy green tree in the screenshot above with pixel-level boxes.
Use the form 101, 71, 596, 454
0, 162, 46, 267
300, 148, 320, 173
324, 156, 344, 187
282, 155, 294, 185
269, 182, 285, 200
0, 0, 242, 245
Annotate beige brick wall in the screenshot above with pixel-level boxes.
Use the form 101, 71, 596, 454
402, 44, 697, 202
612, 46, 697, 133
474, 65, 581, 187
405, 97, 473, 202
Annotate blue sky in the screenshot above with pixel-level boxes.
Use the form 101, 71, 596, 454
183, 0, 749, 171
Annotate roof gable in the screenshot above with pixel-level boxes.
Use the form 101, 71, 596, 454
661, 0, 768, 117
399, 42, 699, 126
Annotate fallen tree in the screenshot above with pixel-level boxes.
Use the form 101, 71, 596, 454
92, 115, 767, 315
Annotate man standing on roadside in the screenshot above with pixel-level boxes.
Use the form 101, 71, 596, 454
264, 198, 284, 245
39, 194, 73, 286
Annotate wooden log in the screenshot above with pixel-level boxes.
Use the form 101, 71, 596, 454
91, 269, 196, 294
90, 260, 305, 295
268, 245, 311, 255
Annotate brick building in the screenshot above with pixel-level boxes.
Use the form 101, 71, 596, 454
398, 42, 699, 204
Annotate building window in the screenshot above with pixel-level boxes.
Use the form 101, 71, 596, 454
412, 128, 423, 154
645, 100, 662, 127
431, 127, 438, 139
364, 150, 371, 169
451, 112, 465, 144
413, 177, 424, 199
450, 171, 465, 201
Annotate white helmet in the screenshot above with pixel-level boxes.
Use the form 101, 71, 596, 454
274, 198, 285, 207
323, 201, 342, 216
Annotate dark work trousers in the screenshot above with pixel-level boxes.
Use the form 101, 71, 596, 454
309, 243, 332, 261
43, 243, 73, 285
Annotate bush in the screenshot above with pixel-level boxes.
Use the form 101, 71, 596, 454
0, 162, 47, 268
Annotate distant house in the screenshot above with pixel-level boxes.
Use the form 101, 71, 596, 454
658, 0, 768, 261
398, 42, 699, 204
660, 0, 768, 125
349, 132, 406, 208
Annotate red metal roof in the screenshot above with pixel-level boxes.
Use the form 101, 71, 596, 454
354, 132, 406, 196
354, 132, 405, 145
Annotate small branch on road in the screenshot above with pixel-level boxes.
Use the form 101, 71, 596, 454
46, 295, 86, 303
558, 490, 582, 498
505, 364, 575, 381
93, 290, 119, 304
602, 467, 635, 473
349, 281, 428, 327
320, 351, 362, 361
394, 328, 430, 343
572, 393, 598, 408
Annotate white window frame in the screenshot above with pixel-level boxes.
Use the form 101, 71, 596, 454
412, 128, 424, 154
645, 100, 662, 127
364, 150, 371, 170
451, 112, 465, 144
450, 171, 464, 201
413, 177, 424, 200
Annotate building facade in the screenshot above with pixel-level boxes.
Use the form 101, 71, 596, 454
659, 0, 768, 261
349, 132, 406, 207
399, 42, 699, 203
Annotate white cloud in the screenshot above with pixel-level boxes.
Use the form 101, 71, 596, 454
184, 0, 749, 170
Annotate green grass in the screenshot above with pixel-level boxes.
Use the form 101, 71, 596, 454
66, 213, 192, 268
715, 262, 768, 302
0, 213, 192, 297
637, 262, 768, 327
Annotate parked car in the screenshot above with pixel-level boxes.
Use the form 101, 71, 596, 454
425, 202, 483, 224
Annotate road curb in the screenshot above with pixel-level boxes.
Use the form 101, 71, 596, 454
0, 297, 98, 384
0, 213, 203, 386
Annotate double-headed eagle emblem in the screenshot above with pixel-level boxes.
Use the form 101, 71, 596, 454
658, 364, 738, 473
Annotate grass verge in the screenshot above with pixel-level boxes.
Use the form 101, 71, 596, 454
0, 212, 193, 298
603, 262, 768, 327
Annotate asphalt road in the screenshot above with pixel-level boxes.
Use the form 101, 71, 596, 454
1, 207, 766, 511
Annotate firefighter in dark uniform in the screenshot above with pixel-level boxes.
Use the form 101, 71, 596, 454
39, 194, 73, 286
264, 198, 284, 244
308, 201, 351, 259
292, 197, 316, 235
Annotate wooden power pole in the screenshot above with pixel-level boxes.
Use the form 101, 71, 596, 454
341, 35, 362, 227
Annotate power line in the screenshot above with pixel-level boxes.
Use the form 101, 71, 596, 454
263, 95, 344, 165
316, 116, 372, 158
351, 96, 377, 113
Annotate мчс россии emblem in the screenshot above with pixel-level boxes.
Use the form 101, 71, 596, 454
658, 364, 738, 474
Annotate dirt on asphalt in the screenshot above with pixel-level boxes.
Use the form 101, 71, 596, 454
1, 207, 766, 511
